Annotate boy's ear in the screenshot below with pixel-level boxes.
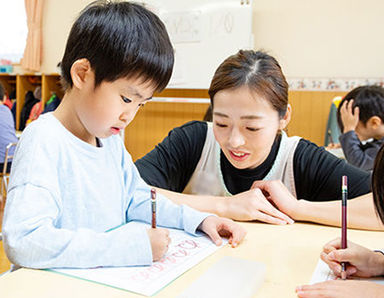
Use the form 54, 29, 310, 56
70, 58, 93, 89
279, 103, 292, 129
368, 116, 383, 129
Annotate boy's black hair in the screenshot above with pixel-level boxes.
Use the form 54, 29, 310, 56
0, 82, 4, 100
337, 85, 384, 131
60, 0, 174, 92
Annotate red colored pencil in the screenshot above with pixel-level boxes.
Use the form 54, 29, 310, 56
341, 175, 348, 280
151, 188, 157, 229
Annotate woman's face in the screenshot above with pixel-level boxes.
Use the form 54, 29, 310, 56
212, 85, 289, 170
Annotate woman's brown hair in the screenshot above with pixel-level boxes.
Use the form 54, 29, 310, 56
208, 50, 288, 118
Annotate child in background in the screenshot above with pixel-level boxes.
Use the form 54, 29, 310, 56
337, 85, 384, 171
0, 82, 18, 173
2, 1, 245, 269
296, 143, 384, 297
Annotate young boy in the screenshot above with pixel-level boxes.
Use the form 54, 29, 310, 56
337, 85, 384, 171
2, 1, 246, 269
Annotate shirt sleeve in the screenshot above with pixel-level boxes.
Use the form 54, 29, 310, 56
135, 121, 207, 192
3, 127, 212, 269
126, 156, 212, 236
3, 183, 156, 269
293, 139, 371, 202
3, 129, 157, 268
339, 131, 377, 171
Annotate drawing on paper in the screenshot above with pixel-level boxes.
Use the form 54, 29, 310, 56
52, 222, 227, 296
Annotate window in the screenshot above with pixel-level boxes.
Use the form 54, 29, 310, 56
0, 0, 27, 63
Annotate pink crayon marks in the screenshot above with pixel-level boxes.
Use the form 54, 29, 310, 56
176, 239, 200, 249
129, 239, 203, 282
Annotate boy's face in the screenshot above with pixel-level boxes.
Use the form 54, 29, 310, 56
355, 118, 384, 141
355, 121, 373, 141
76, 73, 154, 142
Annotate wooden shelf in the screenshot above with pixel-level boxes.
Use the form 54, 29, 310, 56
0, 73, 63, 130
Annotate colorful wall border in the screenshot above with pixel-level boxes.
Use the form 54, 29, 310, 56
287, 77, 384, 91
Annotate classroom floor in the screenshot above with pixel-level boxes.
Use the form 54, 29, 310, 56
0, 205, 11, 274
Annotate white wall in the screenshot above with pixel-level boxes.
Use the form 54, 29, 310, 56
40, 0, 92, 73
252, 0, 384, 78
41, 0, 384, 78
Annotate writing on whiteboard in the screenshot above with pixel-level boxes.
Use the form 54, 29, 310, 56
209, 12, 234, 36
162, 11, 202, 43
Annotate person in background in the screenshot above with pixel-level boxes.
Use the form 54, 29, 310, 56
2, 92, 13, 110
42, 93, 61, 113
296, 143, 384, 297
0, 82, 18, 174
336, 85, 384, 171
136, 50, 382, 230
2, 1, 245, 270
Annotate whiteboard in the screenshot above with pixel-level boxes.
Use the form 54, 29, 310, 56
143, 0, 254, 89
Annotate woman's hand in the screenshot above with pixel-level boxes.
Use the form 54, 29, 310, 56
251, 180, 301, 220
320, 237, 384, 278
223, 187, 294, 224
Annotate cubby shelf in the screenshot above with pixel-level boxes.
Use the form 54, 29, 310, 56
0, 73, 64, 130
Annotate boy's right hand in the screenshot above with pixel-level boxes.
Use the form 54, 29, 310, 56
147, 228, 171, 261
340, 99, 359, 133
320, 237, 384, 278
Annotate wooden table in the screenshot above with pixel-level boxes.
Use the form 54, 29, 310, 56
1, 222, 383, 297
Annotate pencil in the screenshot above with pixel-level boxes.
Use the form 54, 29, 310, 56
151, 188, 156, 229
341, 175, 348, 280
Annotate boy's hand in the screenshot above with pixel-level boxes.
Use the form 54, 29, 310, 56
340, 99, 359, 133
198, 216, 246, 247
147, 228, 171, 261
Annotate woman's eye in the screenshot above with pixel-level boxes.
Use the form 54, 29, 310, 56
215, 122, 228, 128
121, 96, 132, 103
247, 127, 260, 132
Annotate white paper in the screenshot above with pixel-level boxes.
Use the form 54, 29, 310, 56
311, 259, 384, 285
52, 222, 227, 296
177, 256, 265, 298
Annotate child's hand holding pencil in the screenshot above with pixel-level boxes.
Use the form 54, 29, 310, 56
147, 228, 171, 261
319, 238, 384, 279
147, 188, 171, 261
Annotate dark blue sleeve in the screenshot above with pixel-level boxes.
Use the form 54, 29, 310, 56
339, 131, 381, 171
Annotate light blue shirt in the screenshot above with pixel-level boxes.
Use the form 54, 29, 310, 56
2, 113, 210, 269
